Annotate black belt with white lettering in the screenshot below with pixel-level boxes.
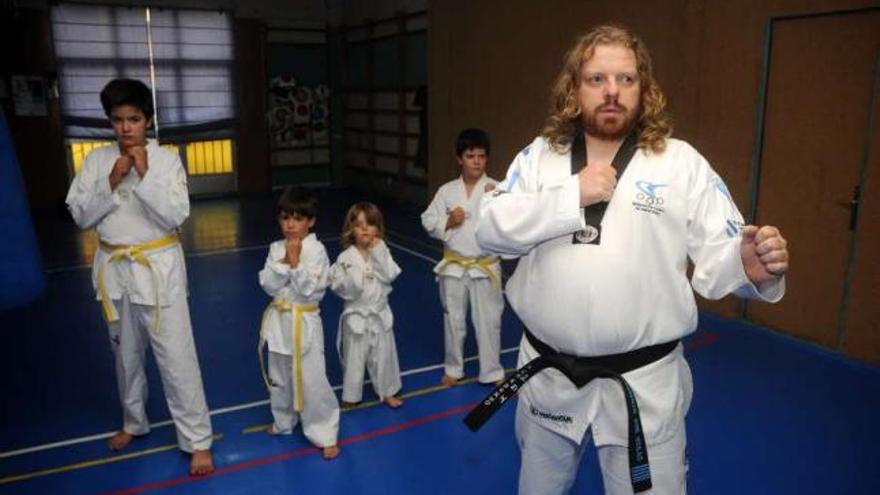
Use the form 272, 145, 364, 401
463, 328, 679, 493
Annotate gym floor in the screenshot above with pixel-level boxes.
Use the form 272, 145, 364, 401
1, 190, 878, 494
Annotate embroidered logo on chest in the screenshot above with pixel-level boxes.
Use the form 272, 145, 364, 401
632, 180, 668, 216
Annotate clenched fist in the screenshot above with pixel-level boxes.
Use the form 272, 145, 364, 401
579, 162, 617, 207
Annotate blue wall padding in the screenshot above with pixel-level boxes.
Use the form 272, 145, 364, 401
0, 110, 45, 310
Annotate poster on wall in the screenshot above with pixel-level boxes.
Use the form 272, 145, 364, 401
267, 75, 330, 148
11, 76, 48, 117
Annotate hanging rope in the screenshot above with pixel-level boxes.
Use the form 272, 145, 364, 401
145, 7, 160, 142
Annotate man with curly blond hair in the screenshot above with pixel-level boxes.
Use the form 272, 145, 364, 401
473, 24, 789, 494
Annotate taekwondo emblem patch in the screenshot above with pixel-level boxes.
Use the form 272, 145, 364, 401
632, 180, 667, 216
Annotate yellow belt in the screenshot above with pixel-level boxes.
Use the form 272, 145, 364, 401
258, 299, 319, 412
97, 234, 179, 334
442, 250, 501, 290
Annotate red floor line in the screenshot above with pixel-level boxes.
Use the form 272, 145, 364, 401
685, 331, 721, 352
99, 402, 477, 495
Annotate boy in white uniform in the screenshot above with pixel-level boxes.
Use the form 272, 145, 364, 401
330, 202, 404, 408
472, 25, 789, 494
65, 78, 214, 475
258, 186, 340, 460
421, 128, 505, 386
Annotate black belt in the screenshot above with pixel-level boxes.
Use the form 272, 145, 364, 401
463, 328, 679, 493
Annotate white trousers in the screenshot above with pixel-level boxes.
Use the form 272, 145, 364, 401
439, 274, 504, 383
107, 295, 213, 452
268, 350, 340, 447
340, 323, 402, 403
516, 406, 688, 495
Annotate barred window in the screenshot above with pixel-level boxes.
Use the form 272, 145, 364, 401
51, 4, 235, 141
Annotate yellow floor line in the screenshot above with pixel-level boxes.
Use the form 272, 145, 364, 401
3, 367, 516, 483
242, 369, 516, 434
0, 434, 223, 485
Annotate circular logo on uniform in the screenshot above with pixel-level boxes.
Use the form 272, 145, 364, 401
575, 225, 599, 244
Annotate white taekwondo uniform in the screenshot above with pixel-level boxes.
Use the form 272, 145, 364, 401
421, 174, 505, 383
329, 240, 403, 403
258, 234, 339, 447
65, 140, 212, 453
477, 136, 785, 494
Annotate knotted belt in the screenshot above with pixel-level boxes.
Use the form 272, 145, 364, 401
464, 328, 678, 493
97, 234, 179, 334
441, 250, 501, 289
258, 299, 319, 412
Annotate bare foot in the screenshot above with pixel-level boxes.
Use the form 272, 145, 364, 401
383, 396, 404, 408
107, 431, 134, 451
189, 449, 214, 476
322, 445, 340, 460
441, 375, 459, 387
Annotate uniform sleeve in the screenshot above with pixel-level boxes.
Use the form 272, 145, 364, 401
65, 151, 121, 229
476, 143, 584, 256
258, 244, 290, 296
289, 243, 330, 298
421, 186, 452, 242
329, 251, 365, 301
369, 240, 402, 283
133, 151, 190, 230
686, 151, 784, 302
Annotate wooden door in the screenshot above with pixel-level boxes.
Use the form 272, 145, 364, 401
747, 10, 880, 350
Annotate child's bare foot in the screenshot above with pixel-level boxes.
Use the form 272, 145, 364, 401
107, 431, 134, 451
189, 449, 214, 476
383, 396, 403, 408
441, 375, 459, 387
322, 445, 340, 460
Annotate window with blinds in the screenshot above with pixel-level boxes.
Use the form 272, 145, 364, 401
51, 4, 236, 177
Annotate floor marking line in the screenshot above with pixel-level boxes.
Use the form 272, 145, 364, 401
0, 435, 223, 486
385, 238, 439, 265
98, 404, 476, 495
385, 229, 443, 254
3, 328, 712, 459
0, 349, 517, 459
243, 367, 518, 431
1, 332, 722, 482
44, 236, 344, 274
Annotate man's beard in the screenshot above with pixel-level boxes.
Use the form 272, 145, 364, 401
583, 103, 638, 141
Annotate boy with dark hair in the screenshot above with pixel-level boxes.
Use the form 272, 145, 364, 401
100, 78, 155, 121
258, 186, 340, 460
421, 128, 505, 386
66, 77, 214, 475
455, 128, 491, 157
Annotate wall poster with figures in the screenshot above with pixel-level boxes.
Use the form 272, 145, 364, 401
265, 26, 332, 185
267, 75, 330, 149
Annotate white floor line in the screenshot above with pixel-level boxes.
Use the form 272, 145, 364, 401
14, 232, 511, 458
385, 238, 439, 265
0, 347, 520, 460
43, 236, 343, 274
385, 229, 443, 254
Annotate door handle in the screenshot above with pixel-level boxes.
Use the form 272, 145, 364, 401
834, 185, 861, 231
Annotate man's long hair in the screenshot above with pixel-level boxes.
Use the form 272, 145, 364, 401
542, 24, 672, 154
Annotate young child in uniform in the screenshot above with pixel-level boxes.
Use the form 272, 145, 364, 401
330, 202, 404, 409
65, 78, 214, 475
258, 186, 340, 460
421, 128, 505, 386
